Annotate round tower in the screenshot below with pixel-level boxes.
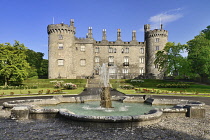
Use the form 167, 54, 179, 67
144, 24, 168, 79
47, 19, 76, 79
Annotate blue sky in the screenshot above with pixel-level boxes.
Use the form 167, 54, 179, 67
0, 0, 210, 59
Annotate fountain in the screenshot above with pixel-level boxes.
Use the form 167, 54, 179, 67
99, 63, 112, 108
1, 63, 206, 125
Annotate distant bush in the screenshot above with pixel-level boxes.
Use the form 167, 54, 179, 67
156, 83, 190, 88
0, 85, 38, 90
120, 85, 134, 90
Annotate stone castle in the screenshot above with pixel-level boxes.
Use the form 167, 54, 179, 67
47, 19, 168, 79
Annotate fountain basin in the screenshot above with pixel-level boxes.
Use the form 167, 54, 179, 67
59, 108, 162, 124
2, 95, 206, 125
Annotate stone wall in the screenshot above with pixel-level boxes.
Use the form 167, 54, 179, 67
47, 20, 168, 79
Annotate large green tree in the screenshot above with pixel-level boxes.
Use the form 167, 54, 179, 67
155, 42, 189, 78
0, 41, 30, 86
25, 49, 48, 78
186, 26, 210, 79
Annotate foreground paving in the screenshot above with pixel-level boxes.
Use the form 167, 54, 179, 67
0, 105, 209, 140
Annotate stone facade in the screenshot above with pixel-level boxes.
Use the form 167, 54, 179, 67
47, 19, 168, 79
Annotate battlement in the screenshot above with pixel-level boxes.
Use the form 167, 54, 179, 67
145, 29, 168, 38
75, 37, 95, 44
47, 23, 75, 34
94, 41, 144, 46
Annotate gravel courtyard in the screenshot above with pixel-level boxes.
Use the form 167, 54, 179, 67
0, 105, 209, 140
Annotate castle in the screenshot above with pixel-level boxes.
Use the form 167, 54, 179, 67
47, 19, 168, 79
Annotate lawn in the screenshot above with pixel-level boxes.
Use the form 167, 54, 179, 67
0, 79, 86, 97
110, 79, 210, 97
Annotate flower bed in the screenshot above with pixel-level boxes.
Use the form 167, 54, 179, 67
54, 82, 77, 90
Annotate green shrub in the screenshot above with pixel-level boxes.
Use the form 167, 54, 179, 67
156, 83, 190, 88
120, 85, 134, 90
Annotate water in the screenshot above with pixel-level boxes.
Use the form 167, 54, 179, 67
100, 63, 109, 87
43, 101, 172, 116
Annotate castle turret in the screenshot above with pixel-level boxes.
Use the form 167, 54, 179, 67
87, 27, 93, 39
47, 19, 76, 79
144, 24, 168, 79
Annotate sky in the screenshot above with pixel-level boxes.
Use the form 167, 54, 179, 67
0, 0, 210, 59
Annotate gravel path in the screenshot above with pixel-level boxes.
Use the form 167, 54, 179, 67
0, 91, 210, 140
0, 105, 209, 140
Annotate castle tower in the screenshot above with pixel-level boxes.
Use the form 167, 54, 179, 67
47, 19, 76, 79
144, 24, 168, 79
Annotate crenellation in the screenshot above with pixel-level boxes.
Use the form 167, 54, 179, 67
48, 20, 168, 79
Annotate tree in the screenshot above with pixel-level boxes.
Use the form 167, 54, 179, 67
155, 42, 189, 78
25, 49, 48, 78
186, 26, 210, 79
39, 59, 48, 78
0, 41, 30, 86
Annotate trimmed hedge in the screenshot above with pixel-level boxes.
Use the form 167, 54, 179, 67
0, 85, 38, 90
156, 83, 190, 88
120, 85, 134, 90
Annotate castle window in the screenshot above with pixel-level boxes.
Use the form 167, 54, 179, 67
58, 59, 64, 66
122, 69, 129, 74
108, 47, 113, 53
114, 48, 117, 53
59, 35, 63, 40
155, 46, 159, 50
81, 45, 85, 52
125, 47, 129, 53
140, 48, 144, 54
121, 48, 124, 53
95, 56, 100, 63
95, 47, 100, 53
155, 38, 160, 42
108, 56, 114, 62
139, 57, 144, 64
123, 56, 129, 66
108, 56, 114, 66
140, 67, 144, 75
58, 43, 63, 49
109, 68, 116, 74
80, 59, 86, 66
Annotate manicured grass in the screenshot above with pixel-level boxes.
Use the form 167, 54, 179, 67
22, 79, 87, 88
111, 79, 210, 97
0, 87, 84, 97
0, 79, 87, 97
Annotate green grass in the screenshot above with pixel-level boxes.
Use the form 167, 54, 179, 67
0, 79, 87, 97
22, 79, 87, 88
110, 79, 210, 97
0, 87, 84, 96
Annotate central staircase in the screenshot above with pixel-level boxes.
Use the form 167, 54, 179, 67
79, 76, 125, 96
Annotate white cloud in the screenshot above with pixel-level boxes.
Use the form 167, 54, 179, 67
149, 8, 183, 29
